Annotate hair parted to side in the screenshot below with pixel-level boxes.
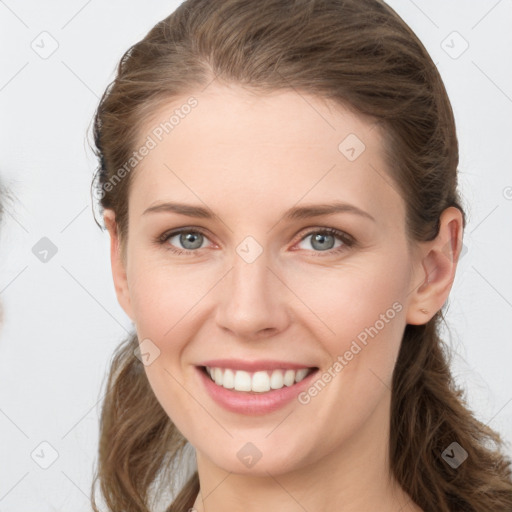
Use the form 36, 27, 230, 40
89, 1, 512, 511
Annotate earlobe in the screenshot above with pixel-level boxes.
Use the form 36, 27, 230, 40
405, 207, 464, 325
103, 209, 135, 321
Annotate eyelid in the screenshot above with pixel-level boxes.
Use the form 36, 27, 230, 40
294, 226, 354, 245
157, 226, 211, 242
290, 226, 355, 256
156, 226, 214, 254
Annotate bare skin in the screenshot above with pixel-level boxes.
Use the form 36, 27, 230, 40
104, 82, 463, 512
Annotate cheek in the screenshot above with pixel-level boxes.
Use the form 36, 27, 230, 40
125, 258, 207, 428
280, 265, 408, 460
127, 253, 208, 338
284, 254, 409, 401
283, 255, 409, 342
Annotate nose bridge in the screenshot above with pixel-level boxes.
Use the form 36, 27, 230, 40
231, 242, 270, 300
215, 237, 288, 337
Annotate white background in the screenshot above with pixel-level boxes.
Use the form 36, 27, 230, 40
0, 1, 511, 510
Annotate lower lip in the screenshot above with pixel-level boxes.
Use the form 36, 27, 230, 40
196, 366, 319, 415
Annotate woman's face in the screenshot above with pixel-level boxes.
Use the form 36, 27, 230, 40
107, 83, 428, 476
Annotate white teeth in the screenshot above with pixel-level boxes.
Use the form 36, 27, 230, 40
252, 371, 270, 392
222, 368, 235, 389
295, 368, 309, 382
270, 369, 284, 389
234, 370, 252, 391
205, 366, 314, 393
283, 369, 295, 387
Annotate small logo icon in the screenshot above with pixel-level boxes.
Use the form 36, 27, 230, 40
237, 442, 263, 468
441, 441, 468, 468
441, 31, 469, 60
236, 236, 263, 263
134, 338, 161, 366
338, 133, 366, 161
31, 31, 59, 59
31, 441, 59, 469
32, 237, 58, 263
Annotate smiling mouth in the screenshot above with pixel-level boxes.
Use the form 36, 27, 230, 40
199, 365, 318, 394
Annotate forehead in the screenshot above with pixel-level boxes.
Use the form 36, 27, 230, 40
129, 84, 405, 229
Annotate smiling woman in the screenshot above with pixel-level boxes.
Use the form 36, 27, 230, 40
89, 1, 512, 511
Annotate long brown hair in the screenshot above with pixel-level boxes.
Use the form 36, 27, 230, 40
89, 1, 512, 510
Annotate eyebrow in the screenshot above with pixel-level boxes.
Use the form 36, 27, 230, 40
143, 200, 376, 222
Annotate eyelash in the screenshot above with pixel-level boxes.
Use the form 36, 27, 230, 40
155, 226, 356, 257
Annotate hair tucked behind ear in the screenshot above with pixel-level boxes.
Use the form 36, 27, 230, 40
90, 1, 512, 510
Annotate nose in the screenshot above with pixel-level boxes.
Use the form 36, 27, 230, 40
214, 246, 290, 340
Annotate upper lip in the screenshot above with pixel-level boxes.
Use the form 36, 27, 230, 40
197, 359, 318, 372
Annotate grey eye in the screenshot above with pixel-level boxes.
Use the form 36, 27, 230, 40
298, 232, 343, 252
169, 231, 206, 250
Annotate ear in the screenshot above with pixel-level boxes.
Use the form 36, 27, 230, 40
103, 209, 135, 322
406, 206, 464, 325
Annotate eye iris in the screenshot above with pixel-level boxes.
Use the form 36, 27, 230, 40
311, 233, 335, 251
180, 232, 203, 250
